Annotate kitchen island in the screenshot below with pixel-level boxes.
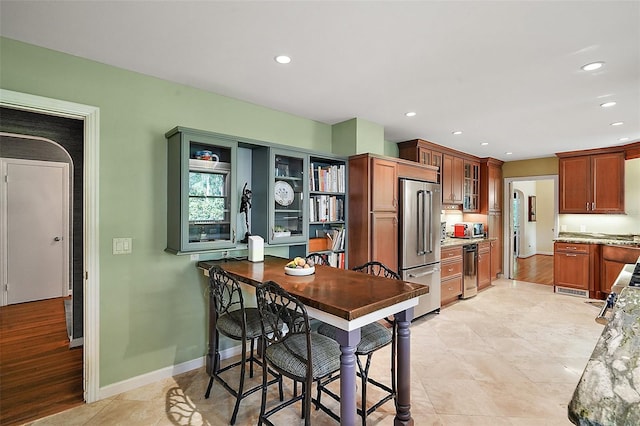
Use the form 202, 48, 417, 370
567, 266, 640, 425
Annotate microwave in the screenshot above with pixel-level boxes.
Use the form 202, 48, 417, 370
453, 222, 484, 238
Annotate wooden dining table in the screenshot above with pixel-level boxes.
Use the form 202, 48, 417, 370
198, 255, 429, 426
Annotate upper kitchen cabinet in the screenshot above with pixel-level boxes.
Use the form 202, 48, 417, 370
251, 148, 308, 245
480, 158, 504, 213
557, 151, 625, 214
371, 158, 398, 211
397, 139, 442, 184
166, 127, 238, 253
442, 154, 464, 205
397, 139, 468, 207
463, 160, 480, 212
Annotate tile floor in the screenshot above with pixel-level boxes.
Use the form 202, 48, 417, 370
28, 279, 603, 425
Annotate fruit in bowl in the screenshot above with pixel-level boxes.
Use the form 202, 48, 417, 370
284, 257, 315, 275
286, 257, 313, 269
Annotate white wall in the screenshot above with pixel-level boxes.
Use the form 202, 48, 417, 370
513, 181, 537, 258
559, 158, 640, 235
536, 180, 555, 254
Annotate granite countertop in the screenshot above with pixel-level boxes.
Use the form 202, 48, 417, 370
555, 232, 640, 247
441, 237, 495, 248
567, 286, 640, 425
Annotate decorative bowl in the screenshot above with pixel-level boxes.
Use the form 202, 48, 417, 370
284, 266, 315, 276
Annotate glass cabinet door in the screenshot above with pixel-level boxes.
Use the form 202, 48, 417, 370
182, 138, 237, 250
188, 159, 231, 244
166, 127, 238, 253
269, 149, 307, 244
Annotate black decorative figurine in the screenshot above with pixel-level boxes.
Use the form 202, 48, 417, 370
239, 182, 252, 243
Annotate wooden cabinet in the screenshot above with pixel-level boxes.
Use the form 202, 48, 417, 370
442, 154, 464, 205
441, 246, 463, 306
480, 158, 503, 213
480, 159, 504, 279
558, 152, 625, 213
371, 158, 398, 212
397, 140, 443, 184
600, 245, 640, 298
463, 160, 480, 212
554, 242, 600, 297
488, 213, 502, 279
478, 242, 491, 290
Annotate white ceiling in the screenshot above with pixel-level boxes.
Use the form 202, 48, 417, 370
1, 1, 639, 161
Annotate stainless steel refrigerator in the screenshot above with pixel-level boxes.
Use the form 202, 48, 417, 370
399, 179, 442, 318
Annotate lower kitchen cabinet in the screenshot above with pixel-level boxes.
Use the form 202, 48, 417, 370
554, 242, 600, 298
478, 241, 491, 290
600, 245, 640, 298
441, 246, 463, 306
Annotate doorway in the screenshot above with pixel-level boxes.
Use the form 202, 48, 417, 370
0, 88, 100, 404
505, 176, 558, 283
1, 158, 70, 305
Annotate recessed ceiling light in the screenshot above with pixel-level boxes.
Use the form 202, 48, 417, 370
581, 61, 604, 71
452, 130, 463, 135
274, 55, 291, 64
600, 101, 617, 108
480, 142, 489, 146
505, 152, 513, 155
610, 121, 624, 126
405, 112, 416, 117
619, 137, 630, 141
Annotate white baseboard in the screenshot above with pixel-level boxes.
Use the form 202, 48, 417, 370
98, 344, 244, 400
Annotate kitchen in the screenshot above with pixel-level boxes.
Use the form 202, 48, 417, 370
1, 1, 639, 425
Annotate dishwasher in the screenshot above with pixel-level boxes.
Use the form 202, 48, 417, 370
462, 244, 478, 299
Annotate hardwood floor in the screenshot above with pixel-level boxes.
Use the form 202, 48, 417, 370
513, 254, 554, 285
0, 298, 83, 425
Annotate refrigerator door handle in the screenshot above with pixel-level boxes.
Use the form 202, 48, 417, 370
417, 190, 427, 255
427, 189, 433, 255
408, 267, 440, 278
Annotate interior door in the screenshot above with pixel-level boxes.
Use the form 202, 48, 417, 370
2, 158, 69, 305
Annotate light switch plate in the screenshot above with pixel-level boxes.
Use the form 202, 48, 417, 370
113, 237, 132, 255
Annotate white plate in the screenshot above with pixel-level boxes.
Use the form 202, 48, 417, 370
284, 266, 315, 276
274, 180, 294, 206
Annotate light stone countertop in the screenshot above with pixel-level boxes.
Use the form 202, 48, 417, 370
555, 232, 640, 247
567, 286, 640, 425
440, 237, 495, 248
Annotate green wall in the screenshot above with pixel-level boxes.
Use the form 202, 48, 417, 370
0, 37, 335, 387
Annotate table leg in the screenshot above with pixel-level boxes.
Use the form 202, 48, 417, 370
333, 328, 361, 426
394, 308, 414, 426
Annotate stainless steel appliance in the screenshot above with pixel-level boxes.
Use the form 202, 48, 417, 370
399, 179, 442, 318
462, 244, 478, 298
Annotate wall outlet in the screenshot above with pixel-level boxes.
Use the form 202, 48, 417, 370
190, 253, 199, 261
580, 225, 587, 232
561, 225, 567, 232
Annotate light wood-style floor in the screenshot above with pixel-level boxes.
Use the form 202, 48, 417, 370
0, 297, 83, 426
513, 254, 554, 285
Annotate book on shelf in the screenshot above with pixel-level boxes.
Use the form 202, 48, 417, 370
309, 195, 344, 222
309, 162, 346, 193
327, 252, 345, 269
